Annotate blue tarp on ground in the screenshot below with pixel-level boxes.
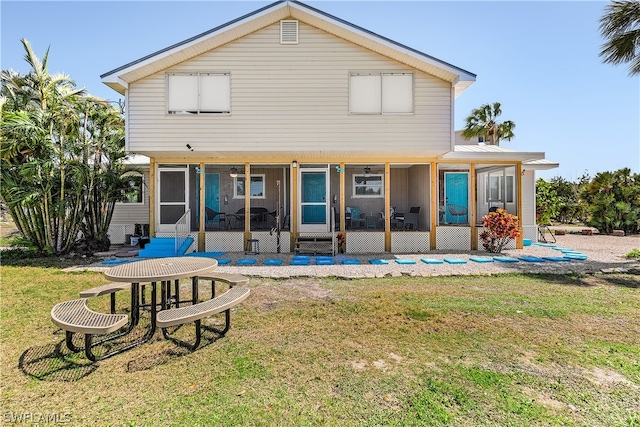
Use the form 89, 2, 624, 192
469, 257, 493, 263
421, 258, 444, 264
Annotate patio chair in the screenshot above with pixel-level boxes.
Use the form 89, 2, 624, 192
348, 207, 366, 229
447, 204, 468, 224
205, 207, 225, 230
404, 207, 420, 230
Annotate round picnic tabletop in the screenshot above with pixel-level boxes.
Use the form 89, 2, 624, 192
104, 257, 217, 282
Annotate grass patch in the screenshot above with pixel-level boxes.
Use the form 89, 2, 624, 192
1, 267, 639, 425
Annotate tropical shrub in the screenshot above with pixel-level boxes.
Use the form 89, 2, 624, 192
580, 168, 640, 235
480, 209, 520, 253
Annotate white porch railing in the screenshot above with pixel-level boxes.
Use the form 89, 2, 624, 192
174, 209, 191, 255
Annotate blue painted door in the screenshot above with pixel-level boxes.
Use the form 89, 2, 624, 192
196, 173, 220, 225
299, 169, 328, 232
445, 172, 469, 224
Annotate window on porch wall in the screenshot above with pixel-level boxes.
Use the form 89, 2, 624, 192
345, 165, 385, 230
475, 165, 518, 223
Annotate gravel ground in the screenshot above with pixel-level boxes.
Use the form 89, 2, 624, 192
86, 234, 640, 278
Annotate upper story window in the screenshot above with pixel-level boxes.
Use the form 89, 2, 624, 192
353, 173, 384, 198
349, 73, 413, 115
167, 73, 230, 114
234, 174, 265, 199
120, 172, 144, 204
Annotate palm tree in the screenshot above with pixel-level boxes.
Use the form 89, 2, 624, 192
1, 39, 127, 254
599, 0, 640, 76
461, 102, 515, 146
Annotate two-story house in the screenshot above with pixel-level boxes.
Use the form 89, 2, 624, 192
103, 0, 556, 254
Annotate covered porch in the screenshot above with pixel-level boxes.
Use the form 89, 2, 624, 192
150, 156, 541, 254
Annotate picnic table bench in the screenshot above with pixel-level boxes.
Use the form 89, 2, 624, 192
157, 287, 250, 350
198, 272, 249, 298
79, 282, 135, 314
51, 298, 129, 362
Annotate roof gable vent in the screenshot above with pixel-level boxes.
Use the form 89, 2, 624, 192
280, 20, 298, 44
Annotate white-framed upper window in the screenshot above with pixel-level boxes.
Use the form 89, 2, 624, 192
119, 172, 144, 204
234, 174, 265, 199
486, 175, 514, 204
353, 174, 384, 198
167, 73, 230, 114
349, 72, 413, 115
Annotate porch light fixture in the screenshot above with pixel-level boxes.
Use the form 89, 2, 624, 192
229, 167, 238, 178
363, 166, 371, 176
292, 160, 298, 168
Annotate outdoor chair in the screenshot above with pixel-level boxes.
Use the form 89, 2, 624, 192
447, 204, 468, 224
205, 207, 225, 230
403, 208, 419, 230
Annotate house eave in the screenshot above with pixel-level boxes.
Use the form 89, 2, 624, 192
101, 0, 475, 96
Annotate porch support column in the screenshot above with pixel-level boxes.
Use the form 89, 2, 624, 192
290, 161, 298, 251
198, 162, 205, 252
470, 163, 477, 250
149, 158, 156, 237
516, 162, 523, 249
430, 162, 437, 250
384, 163, 391, 252
244, 163, 251, 244
339, 162, 345, 232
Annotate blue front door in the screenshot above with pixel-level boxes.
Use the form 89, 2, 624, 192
445, 172, 469, 224
196, 173, 220, 226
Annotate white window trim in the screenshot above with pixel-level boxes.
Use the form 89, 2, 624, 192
118, 171, 144, 205
233, 174, 266, 199
349, 72, 414, 115
486, 175, 515, 204
352, 173, 384, 198
167, 72, 231, 115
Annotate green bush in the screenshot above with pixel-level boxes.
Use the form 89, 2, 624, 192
627, 249, 640, 259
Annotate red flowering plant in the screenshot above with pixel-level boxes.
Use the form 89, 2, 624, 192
337, 232, 346, 253
479, 208, 521, 253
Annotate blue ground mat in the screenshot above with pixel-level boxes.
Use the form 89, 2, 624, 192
518, 256, 547, 262
563, 254, 588, 260
493, 256, 519, 263
290, 258, 310, 266
469, 257, 493, 263
421, 258, 444, 264
263, 259, 283, 265
395, 259, 417, 264
542, 256, 572, 262
186, 251, 225, 258
560, 250, 583, 254
532, 243, 557, 247
369, 259, 389, 265
236, 258, 257, 265
551, 247, 572, 251
342, 259, 361, 265
316, 257, 335, 265
216, 258, 232, 265
444, 258, 467, 264
101, 259, 133, 265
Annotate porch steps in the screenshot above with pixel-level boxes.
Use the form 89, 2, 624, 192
294, 236, 333, 255
137, 237, 194, 258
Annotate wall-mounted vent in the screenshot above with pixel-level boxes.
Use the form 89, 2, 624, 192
280, 20, 298, 44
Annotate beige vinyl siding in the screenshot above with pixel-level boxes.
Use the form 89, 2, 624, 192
111, 170, 151, 225
126, 21, 452, 155
521, 170, 536, 227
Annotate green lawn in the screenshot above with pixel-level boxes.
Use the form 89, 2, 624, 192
1, 266, 639, 426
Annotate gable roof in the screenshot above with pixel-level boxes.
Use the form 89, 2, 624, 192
101, 0, 475, 96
